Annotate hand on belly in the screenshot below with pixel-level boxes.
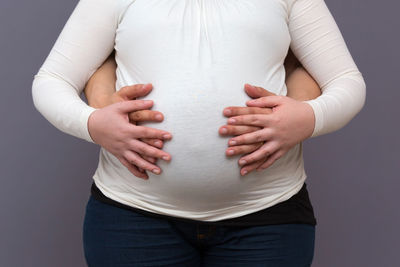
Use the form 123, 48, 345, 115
109, 82, 278, 179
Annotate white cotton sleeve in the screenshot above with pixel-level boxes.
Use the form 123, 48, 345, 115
288, 0, 366, 137
31, 0, 133, 143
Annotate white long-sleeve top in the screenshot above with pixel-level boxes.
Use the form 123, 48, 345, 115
32, 0, 366, 221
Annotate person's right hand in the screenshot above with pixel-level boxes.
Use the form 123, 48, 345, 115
87, 99, 173, 180
107, 83, 166, 168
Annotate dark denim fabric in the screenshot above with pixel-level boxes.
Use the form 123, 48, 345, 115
83, 195, 315, 267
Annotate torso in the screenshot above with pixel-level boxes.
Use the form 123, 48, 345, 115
93, 0, 307, 221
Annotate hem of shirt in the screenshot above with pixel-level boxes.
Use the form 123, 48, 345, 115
89, 181, 317, 227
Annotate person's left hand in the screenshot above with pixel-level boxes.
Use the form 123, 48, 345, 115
226, 87, 315, 176
219, 84, 275, 159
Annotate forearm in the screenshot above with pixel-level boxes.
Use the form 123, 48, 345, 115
289, 0, 366, 138
286, 67, 321, 101
284, 48, 321, 101
84, 50, 117, 108
31, 0, 125, 143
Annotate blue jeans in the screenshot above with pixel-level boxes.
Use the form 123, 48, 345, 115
83, 195, 315, 267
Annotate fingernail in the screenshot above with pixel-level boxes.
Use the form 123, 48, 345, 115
229, 140, 236, 145
221, 127, 228, 134
224, 109, 231, 116
154, 141, 162, 147
142, 84, 147, 89
228, 118, 236, 123
163, 134, 171, 139
242, 170, 248, 175
239, 159, 247, 165
155, 114, 163, 120
152, 168, 160, 174
162, 155, 169, 161
227, 149, 234, 155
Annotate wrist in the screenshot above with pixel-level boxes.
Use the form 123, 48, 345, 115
87, 109, 101, 144
84, 107, 100, 144
302, 101, 316, 139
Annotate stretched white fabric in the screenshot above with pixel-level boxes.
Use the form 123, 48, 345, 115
32, 0, 366, 221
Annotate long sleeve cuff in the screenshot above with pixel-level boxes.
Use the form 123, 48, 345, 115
79, 105, 99, 143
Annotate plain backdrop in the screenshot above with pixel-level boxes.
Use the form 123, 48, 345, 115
1, 0, 399, 266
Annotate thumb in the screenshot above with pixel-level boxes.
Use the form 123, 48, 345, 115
115, 99, 153, 113
246, 95, 284, 108
244, 83, 276, 99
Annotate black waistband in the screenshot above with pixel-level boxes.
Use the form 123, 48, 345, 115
90, 181, 317, 227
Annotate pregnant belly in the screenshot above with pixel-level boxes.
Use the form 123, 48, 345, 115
95, 79, 304, 216
136, 87, 245, 209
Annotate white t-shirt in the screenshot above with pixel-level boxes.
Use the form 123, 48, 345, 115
32, 0, 366, 221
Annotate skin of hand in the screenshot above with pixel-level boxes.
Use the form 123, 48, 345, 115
83, 53, 168, 175
101, 83, 166, 167
225, 85, 316, 176
220, 66, 321, 176
87, 97, 173, 180
84, 50, 321, 177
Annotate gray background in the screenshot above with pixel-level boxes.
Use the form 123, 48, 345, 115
1, 0, 398, 266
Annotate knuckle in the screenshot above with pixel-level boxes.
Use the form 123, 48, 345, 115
250, 115, 258, 124
271, 115, 280, 124
245, 145, 256, 153
241, 126, 252, 134
123, 151, 133, 162
120, 126, 132, 138
134, 126, 146, 137
136, 145, 146, 155
249, 108, 258, 114
227, 125, 236, 134
231, 107, 239, 115
146, 146, 158, 156
262, 148, 270, 155
131, 111, 142, 121
237, 146, 247, 154
255, 132, 264, 142
127, 139, 139, 150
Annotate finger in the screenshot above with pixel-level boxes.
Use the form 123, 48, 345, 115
128, 139, 171, 161
129, 110, 164, 123
228, 128, 272, 146
244, 83, 277, 98
237, 141, 280, 166
118, 83, 153, 100
129, 124, 172, 140
119, 156, 149, 179
223, 106, 272, 117
143, 155, 157, 164
256, 150, 286, 170
219, 125, 261, 136
225, 142, 263, 157
140, 138, 164, 148
124, 150, 162, 175
239, 157, 268, 176
227, 114, 272, 128
246, 95, 285, 108
115, 99, 154, 113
